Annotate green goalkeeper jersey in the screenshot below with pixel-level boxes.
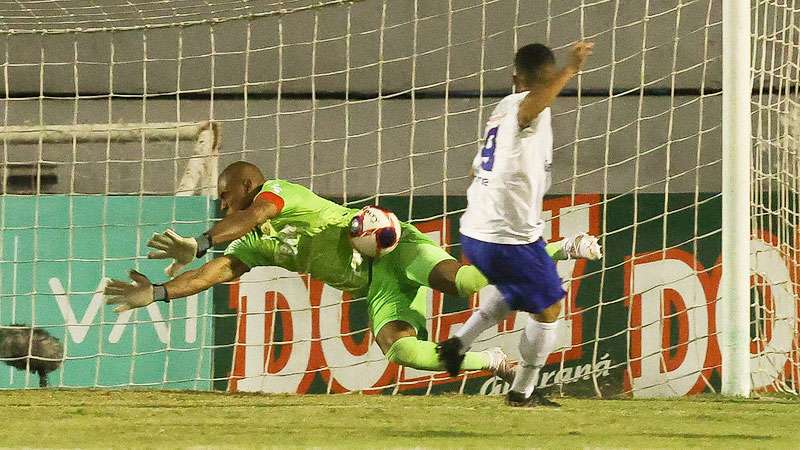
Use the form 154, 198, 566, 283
257, 179, 355, 235
225, 179, 459, 337
224, 180, 369, 293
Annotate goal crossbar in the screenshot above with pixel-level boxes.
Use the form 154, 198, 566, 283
0, 122, 204, 144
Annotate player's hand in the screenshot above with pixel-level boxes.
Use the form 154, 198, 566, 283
104, 270, 154, 313
567, 41, 594, 73
147, 229, 198, 277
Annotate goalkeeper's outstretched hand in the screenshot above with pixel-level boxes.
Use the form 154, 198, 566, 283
104, 270, 154, 313
147, 229, 198, 277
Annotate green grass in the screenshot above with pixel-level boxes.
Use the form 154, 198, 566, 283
2, 390, 799, 448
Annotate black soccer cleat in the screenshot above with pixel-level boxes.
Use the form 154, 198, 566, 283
436, 337, 465, 377
504, 390, 561, 408
505, 390, 536, 407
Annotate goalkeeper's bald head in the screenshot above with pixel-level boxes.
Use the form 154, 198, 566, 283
220, 161, 265, 185
218, 161, 267, 214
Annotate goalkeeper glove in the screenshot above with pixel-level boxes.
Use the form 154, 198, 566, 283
147, 229, 211, 277
104, 270, 168, 313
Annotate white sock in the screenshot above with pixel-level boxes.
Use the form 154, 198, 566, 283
511, 315, 559, 397
454, 286, 510, 353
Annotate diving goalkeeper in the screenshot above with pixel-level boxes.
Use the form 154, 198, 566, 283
104, 161, 594, 380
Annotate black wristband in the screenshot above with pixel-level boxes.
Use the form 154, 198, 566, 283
194, 232, 213, 258
153, 284, 170, 303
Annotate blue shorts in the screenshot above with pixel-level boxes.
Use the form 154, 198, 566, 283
461, 234, 566, 314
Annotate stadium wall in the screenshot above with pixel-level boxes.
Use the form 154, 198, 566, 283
4, 95, 722, 197
1, 0, 721, 197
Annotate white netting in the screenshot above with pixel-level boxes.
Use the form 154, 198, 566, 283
1, 0, 785, 398
750, 0, 800, 395
0, 1, 353, 33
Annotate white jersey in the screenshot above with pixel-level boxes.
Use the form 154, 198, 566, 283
460, 92, 553, 245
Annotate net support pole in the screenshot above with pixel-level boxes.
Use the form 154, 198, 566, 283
720, 0, 751, 397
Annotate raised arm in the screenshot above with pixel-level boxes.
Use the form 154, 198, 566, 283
517, 41, 593, 129
147, 195, 279, 276
204, 196, 280, 246
104, 255, 250, 313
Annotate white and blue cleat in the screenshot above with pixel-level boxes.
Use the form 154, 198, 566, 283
561, 233, 603, 260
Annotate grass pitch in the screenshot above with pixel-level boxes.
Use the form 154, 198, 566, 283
1, 390, 798, 448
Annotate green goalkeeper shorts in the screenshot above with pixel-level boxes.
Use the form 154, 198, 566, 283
367, 222, 455, 339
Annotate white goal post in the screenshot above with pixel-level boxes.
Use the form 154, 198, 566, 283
720, 0, 752, 398
0, 122, 200, 144
0, 121, 220, 196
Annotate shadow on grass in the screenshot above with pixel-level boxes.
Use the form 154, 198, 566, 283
639, 432, 775, 441
384, 430, 541, 439
383, 430, 776, 441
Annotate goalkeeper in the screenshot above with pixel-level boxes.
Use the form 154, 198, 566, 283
105, 161, 590, 380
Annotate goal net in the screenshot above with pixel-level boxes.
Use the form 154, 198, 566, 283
750, 0, 800, 395
0, 0, 793, 398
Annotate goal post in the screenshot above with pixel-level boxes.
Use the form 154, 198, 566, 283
0, 121, 219, 195
720, 0, 752, 398
0, 122, 201, 144
175, 121, 220, 198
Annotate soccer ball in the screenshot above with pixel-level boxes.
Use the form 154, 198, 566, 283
349, 206, 402, 258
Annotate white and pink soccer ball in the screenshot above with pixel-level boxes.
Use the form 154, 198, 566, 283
349, 206, 401, 258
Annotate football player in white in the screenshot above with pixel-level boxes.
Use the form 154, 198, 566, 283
438, 41, 599, 407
